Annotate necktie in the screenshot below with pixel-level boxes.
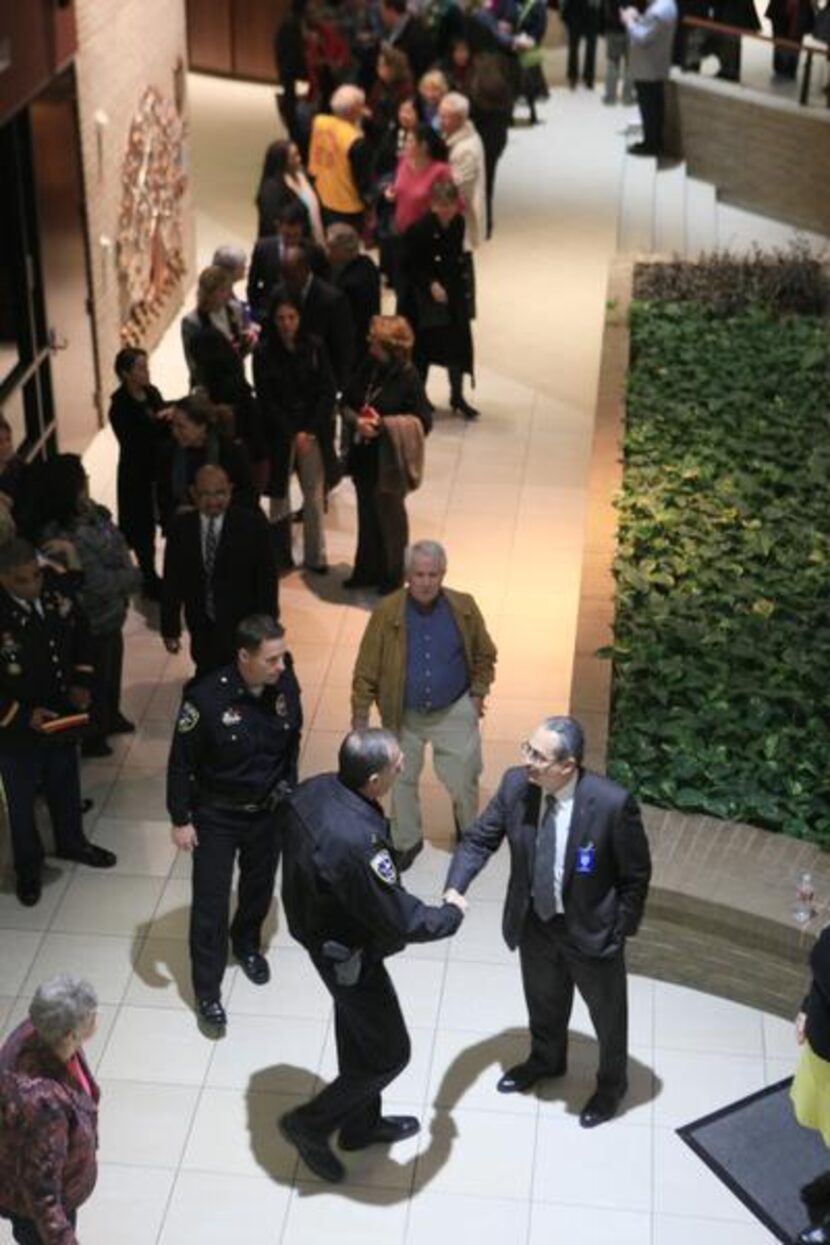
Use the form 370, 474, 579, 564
204, 517, 218, 620
532, 794, 559, 922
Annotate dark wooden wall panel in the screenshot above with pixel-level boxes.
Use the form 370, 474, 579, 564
0, 2, 77, 126
187, 0, 233, 75
233, 0, 279, 82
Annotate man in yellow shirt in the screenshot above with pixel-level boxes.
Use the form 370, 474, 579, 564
309, 85, 373, 231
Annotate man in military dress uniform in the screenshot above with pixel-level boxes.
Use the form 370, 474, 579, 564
0, 539, 117, 906
278, 728, 468, 1183
167, 613, 302, 1031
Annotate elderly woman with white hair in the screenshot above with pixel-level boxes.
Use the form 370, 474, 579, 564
0, 975, 100, 1245
308, 84, 374, 231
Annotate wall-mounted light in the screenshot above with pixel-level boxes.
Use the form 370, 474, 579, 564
94, 109, 109, 172
99, 234, 112, 292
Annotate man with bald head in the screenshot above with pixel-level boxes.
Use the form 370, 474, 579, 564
161, 463, 278, 678
445, 715, 651, 1127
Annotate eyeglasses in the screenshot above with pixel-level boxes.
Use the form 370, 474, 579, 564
520, 740, 556, 768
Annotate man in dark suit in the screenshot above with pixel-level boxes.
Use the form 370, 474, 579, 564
445, 714, 651, 1127
380, 0, 436, 78
278, 245, 355, 391
327, 224, 381, 372
161, 464, 278, 678
247, 204, 330, 326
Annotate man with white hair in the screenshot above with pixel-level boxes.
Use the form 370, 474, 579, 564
309, 85, 373, 230
351, 540, 497, 868
438, 92, 487, 249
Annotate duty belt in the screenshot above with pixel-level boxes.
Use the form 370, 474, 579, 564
200, 781, 291, 814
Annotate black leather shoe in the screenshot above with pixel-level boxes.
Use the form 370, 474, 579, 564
627, 142, 659, 157
110, 715, 136, 735
497, 1059, 566, 1094
235, 950, 270, 985
303, 563, 329, 575
394, 842, 423, 873
81, 798, 94, 814
279, 1110, 344, 1183
798, 1220, 830, 1245
197, 998, 227, 1030
579, 1087, 626, 1128
16, 874, 42, 907
340, 1114, 420, 1151
56, 843, 117, 869
451, 396, 480, 421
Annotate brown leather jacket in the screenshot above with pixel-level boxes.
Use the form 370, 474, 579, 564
0, 1021, 99, 1245
351, 586, 497, 733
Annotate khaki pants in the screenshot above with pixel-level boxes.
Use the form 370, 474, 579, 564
391, 693, 482, 852
270, 435, 327, 568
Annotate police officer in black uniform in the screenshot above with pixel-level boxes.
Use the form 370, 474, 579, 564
0, 538, 117, 906
167, 612, 302, 1031
278, 727, 468, 1183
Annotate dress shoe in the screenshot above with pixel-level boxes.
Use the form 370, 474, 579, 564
497, 1059, 566, 1094
197, 998, 227, 1030
302, 563, 329, 575
109, 715, 136, 735
451, 396, 480, 421
81, 738, 113, 758
235, 949, 270, 985
798, 1219, 830, 1244
579, 1087, 626, 1128
339, 1114, 420, 1151
627, 142, 659, 157
55, 842, 117, 869
81, 798, 94, 814
16, 874, 42, 907
279, 1110, 344, 1183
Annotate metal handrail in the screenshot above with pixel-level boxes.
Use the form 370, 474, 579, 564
680, 14, 829, 106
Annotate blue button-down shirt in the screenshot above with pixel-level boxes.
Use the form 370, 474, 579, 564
403, 593, 469, 713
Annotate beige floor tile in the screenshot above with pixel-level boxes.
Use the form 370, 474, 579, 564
414, 1107, 536, 1199
529, 1204, 651, 1245
281, 1184, 409, 1245
439, 960, 528, 1034
652, 1214, 772, 1244
447, 899, 515, 967
227, 945, 332, 1021
51, 873, 165, 937
299, 730, 344, 778
20, 932, 133, 1004
654, 981, 764, 1057
407, 1190, 531, 1245
148, 877, 193, 940
101, 769, 168, 821
182, 1086, 301, 1180
124, 936, 208, 1010
90, 818, 177, 878
97, 1005, 215, 1085
158, 1171, 293, 1245
97, 1079, 200, 1167
428, 1026, 537, 1116
79, 1164, 175, 1245
652, 1050, 767, 1129
534, 1113, 652, 1209
387, 957, 447, 1029
0, 930, 45, 995
206, 1012, 327, 1093
652, 1125, 762, 1222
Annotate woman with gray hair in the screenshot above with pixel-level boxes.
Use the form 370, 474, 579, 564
0, 974, 100, 1244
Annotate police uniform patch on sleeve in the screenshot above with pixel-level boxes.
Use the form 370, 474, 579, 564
176, 700, 200, 733
368, 848, 398, 887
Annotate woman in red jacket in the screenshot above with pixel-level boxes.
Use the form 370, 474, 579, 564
0, 974, 100, 1245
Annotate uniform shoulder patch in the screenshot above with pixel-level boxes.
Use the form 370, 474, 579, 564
368, 848, 398, 887
176, 700, 200, 733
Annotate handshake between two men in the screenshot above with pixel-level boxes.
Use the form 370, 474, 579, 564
277, 717, 652, 1184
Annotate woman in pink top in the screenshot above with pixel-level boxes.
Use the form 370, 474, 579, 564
390, 124, 451, 235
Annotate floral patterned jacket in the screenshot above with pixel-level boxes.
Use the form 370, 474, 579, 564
0, 1021, 99, 1245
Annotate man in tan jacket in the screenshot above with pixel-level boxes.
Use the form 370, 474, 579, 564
351, 540, 497, 867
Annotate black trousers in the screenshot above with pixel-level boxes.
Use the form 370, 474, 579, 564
518, 911, 628, 1094
634, 80, 665, 154
189, 806, 281, 1001
294, 955, 411, 1142
567, 21, 599, 86
352, 473, 408, 591
88, 630, 124, 742
0, 744, 87, 880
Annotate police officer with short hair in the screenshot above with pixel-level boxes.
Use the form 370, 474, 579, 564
0, 538, 117, 907
278, 728, 468, 1183
167, 613, 302, 1031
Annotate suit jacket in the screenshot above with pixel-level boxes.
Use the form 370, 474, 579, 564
248, 238, 331, 325
296, 275, 355, 391
161, 507, 278, 658
446, 766, 651, 958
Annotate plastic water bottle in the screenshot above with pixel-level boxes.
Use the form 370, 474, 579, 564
794, 872, 815, 925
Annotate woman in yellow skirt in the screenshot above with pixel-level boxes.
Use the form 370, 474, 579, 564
792, 925, 830, 1244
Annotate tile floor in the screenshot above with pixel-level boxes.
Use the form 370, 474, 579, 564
0, 72, 805, 1243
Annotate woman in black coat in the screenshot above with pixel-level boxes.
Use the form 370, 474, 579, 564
342, 315, 432, 592
253, 295, 337, 573
400, 176, 478, 419
107, 347, 170, 598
